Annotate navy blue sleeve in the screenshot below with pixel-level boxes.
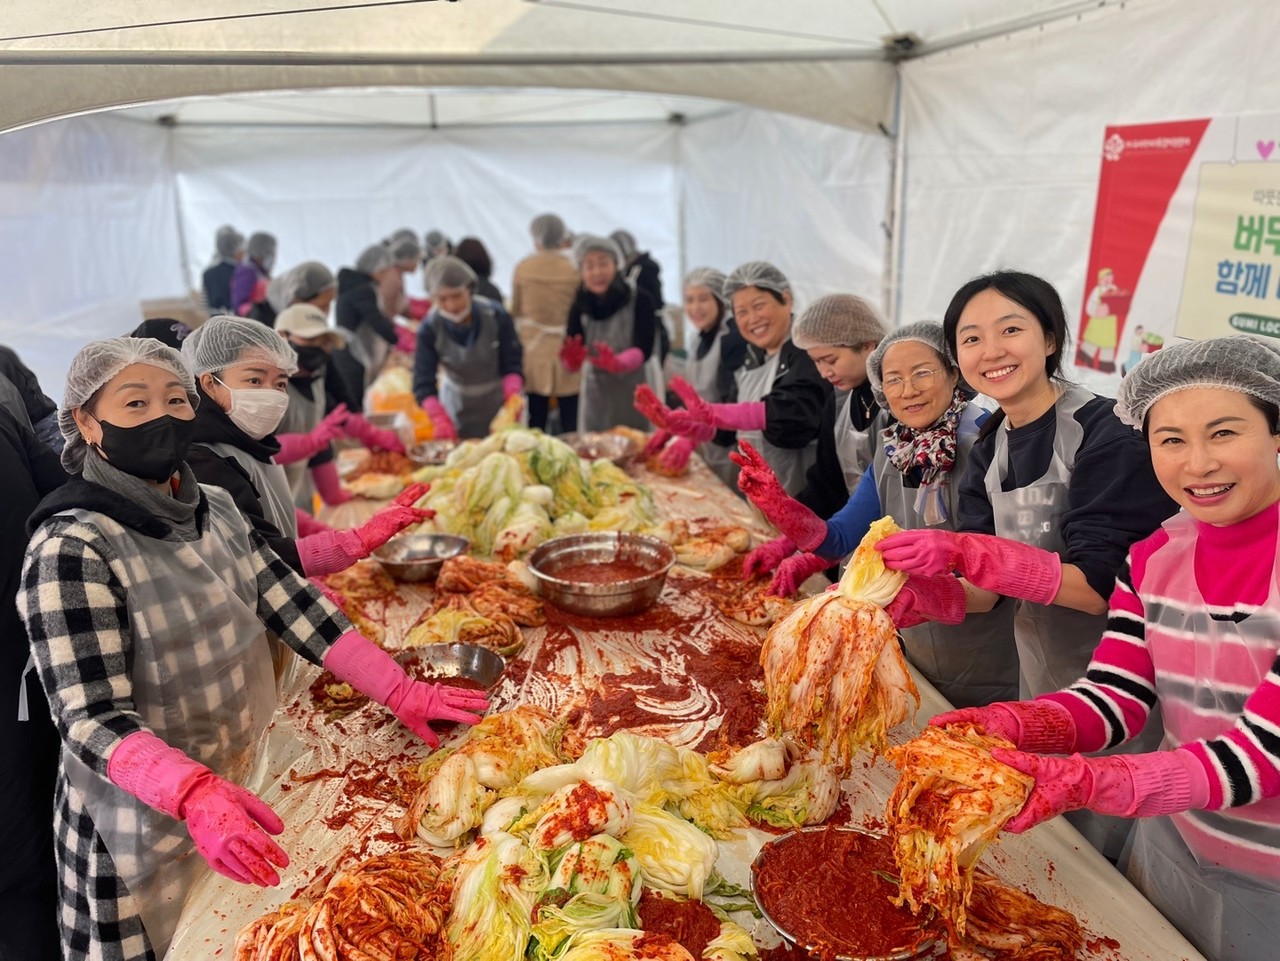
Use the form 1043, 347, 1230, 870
956, 430, 998, 535
817, 463, 883, 559
630, 289, 658, 361
412, 320, 441, 402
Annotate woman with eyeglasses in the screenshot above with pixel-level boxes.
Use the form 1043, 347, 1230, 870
733, 321, 1018, 708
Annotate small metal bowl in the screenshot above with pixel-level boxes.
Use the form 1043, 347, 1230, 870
373, 533, 470, 582
750, 827, 941, 961
559, 431, 638, 467
395, 643, 506, 689
526, 532, 675, 617
407, 439, 458, 466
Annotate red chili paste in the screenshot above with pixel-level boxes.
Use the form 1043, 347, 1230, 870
637, 888, 722, 958
547, 559, 656, 584
536, 781, 616, 844
753, 828, 938, 960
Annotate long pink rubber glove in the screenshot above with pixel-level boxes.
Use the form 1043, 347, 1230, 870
342, 412, 407, 453
323, 631, 489, 746
295, 509, 334, 537
657, 436, 697, 473
560, 335, 587, 373
991, 748, 1210, 834
502, 373, 524, 400
297, 483, 433, 576
421, 396, 459, 441
395, 325, 418, 354
882, 573, 968, 629
742, 534, 798, 580
589, 343, 644, 374
644, 429, 673, 459
730, 441, 827, 550
274, 404, 348, 464
769, 552, 833, 597
312, 460, 353, 506
107, 731, 288, 887
877, 530, 1064, 606
929, 699, 1077, 753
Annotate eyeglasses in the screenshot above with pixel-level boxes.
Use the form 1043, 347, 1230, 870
881, 368, 940, 394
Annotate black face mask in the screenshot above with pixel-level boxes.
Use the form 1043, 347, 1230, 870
93, 414, 195, 482
292, 345, 329, 377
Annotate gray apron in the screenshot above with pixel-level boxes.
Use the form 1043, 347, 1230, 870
198, 440, 299, 539
435, 300, 505, 439
685, 323, 738, 489
985, 384, 1161, 857
579, 287, 648, 433
279, 376, 325, 509
1123, 513, 1280, 961
735, 348, 816, 496
876, 404, 1018, 708
832, 389, 875, 494
60, 488, 277, 956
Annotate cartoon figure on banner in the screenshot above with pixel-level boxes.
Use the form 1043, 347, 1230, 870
1121, 324, 1165, 375
1078, 267, 1131, 373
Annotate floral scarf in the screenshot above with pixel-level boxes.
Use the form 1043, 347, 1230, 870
880, 388, 969, 524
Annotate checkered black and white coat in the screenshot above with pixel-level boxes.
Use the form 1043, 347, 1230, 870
18, 479, 350, 961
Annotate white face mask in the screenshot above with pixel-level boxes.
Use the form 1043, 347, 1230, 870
217, 380, 290, 439
436, 306, 468, 323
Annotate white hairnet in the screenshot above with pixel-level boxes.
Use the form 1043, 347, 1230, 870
1114, 335, 1280, 429
610, 230, 638, 261
182, 315, 299, 379
792, 294, 887, 351
423, 255, 478, 295
865, 320, 956, 407
684, 267, 728, 307
246, 231, 276, 262
424, 229, 450, 253
531, 213, 567, 249
215, 225, 244, 259
59, 336, 198, 473
355, 244, 393, 276
724, 261, 791, 301
280, 261, 336, 305
386, 229, 422, 264
573, 234, 622, 268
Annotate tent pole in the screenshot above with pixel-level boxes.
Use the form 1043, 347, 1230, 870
885, 67, 906, 328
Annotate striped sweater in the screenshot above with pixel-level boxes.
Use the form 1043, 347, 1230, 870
1044, 501, 1280, 876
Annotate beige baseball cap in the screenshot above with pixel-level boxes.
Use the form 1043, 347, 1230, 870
275, 304, 345, 348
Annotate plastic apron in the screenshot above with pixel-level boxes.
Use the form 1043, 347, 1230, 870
59, 489, 277, 957
278, 376, 324, 508
1123, 513, 1280, 961
877, 404, 1019, 708
579, 287, 648, 433
345, 321, 390, 401
985, 384, 1161, 857
832, 389, 876, 494
197, 440, 298, 539
435, 301, 505, 439
735, 350, 817, 496
685, 323, 738, 489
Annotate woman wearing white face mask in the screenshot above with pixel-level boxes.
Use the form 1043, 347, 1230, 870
182, 317, 427, 582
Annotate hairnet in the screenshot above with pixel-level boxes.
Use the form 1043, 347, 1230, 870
386, 229, 422, 264
683, 267, 728, 307
724, 261, 791, 302
182, 315, 299, 379
279, 261, 336, 305
1114, 335, 1280, 429
424, 229, 450, 252
214, 225, 244, 259
573, 234, 622, 268
356, 244, 393, 276
423, 255, 478, 295
865, 321, 957, 407
792, 294, 888, 351
610, 230, 638, 261
59, 336, 199, 474
530, 213, 567, 249
246, 232, 277, 262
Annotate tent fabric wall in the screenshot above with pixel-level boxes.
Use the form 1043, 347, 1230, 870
897, 0, 1280, 393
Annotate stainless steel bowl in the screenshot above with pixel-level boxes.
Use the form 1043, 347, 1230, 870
526, 532, 675, 617
373, 533, 471, 582
395, 643, 505, 688
407, 439, 458, 466
750, 826, 941, 961
559, 431, 639, 467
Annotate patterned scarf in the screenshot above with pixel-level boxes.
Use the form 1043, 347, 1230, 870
881, 390, 970, 528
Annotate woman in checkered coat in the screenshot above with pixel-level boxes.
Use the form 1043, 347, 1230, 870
17, 337, 488, 961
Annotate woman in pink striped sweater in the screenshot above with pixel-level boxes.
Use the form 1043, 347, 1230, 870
931, 336, 1280, 961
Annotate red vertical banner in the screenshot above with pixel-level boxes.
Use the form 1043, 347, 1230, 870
1076, 119, 1209, 374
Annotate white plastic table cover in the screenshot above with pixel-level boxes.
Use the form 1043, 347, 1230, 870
165, 453, 1205, 961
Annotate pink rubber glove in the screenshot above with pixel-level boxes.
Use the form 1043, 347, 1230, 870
395, 325, 418, 354
589, 343, 644, 375
882, 573, 967, 629
297, 483, 433, 576
274, 404, 348, 464
991, 748, 1210, 834
107, 731, 288, 887
743, 535, 798, 580
295, 509, 334, 537
930, 699, 1077, 753
322, 632, 489, 746
643, 429, 673, 459
560, 335, 587, 373
666, 410, 717, 443
877, 530, 1064, 606
769, 552, 833, 597
352, 482, 433, 552
312, 460, 353, 506
407, 297, 431, 321
502, 373, 524, 400
657, 436, 697, 473
730, 440, 827, 550
421, 396, 459, 441
343, 412, 407, 453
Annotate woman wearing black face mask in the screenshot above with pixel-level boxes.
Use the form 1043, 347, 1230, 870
17, 336, 488, 961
